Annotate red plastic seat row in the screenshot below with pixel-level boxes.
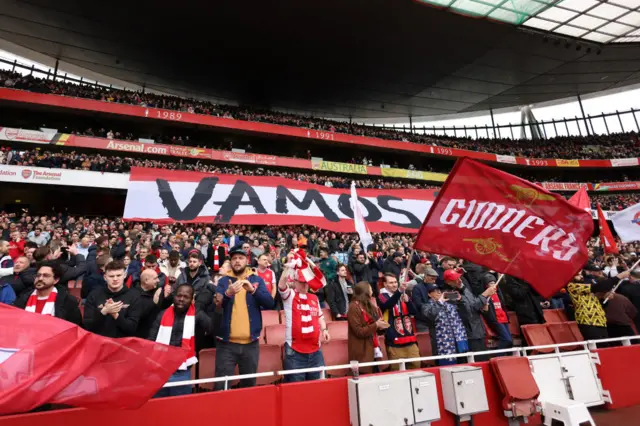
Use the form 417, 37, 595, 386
521, 322, 584, 353
542, 308, 569, 324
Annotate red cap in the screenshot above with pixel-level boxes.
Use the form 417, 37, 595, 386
443, 269, 463, 282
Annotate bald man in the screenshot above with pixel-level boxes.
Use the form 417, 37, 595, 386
127, 268, 172, 338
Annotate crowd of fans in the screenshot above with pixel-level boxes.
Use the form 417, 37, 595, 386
0, 147, 436, 190
4, 66, 640, 405
4, 146, 640, 207
2, 207, 640, 401
2, 70, 640, 160
591, 193, 640, 211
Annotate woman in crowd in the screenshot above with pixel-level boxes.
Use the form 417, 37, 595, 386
346, 281, 389, 373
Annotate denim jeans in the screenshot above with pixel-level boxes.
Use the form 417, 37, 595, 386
283, 343, 325, 383
550, 298, 565, 310
495, 323, 513, 351
154, 367, 192, 398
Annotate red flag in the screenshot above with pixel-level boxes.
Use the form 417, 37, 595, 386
0, 304, 189, 414
414, 158, 593, 299
568, 185, 591, 213
597, 203, 619, 254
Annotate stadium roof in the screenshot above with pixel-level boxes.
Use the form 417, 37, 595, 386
2, 0, 640, 122
422, 0, 640, 43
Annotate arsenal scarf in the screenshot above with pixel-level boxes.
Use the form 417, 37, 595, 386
212, 245, 228, 271
155, 304, 197, 370
25, 287, 57, 316
356, 302, 383, 359
297, 293, 315, 339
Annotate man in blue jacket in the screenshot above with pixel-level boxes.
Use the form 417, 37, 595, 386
214, 245, 274, 390
411, 267, 440, 332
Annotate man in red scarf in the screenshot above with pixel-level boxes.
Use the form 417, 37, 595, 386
377, 273, 420, 370
14, 261, 82, 325
278, 251, 330, 383
149, 283, 214, 398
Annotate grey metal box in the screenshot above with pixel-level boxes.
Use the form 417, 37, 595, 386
408, 372, 440, 424
440, 366, 489, 416
348, 373, 414, 426
348, 372, 441, 426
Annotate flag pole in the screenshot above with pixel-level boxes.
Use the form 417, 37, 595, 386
603, 257, 640, 305
402, 248, 416, 284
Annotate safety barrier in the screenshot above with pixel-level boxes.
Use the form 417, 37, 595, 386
162, 335, 640, 389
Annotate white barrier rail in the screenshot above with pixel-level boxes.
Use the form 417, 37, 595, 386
162, 335, 640, 389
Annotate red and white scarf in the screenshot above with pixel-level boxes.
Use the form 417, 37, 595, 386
212, 245, 227, 271
285, 249, 327, 292
356, 301, 383, 359
25, 287, 58, 316
297, 293, 315, 339
155, 304, 197, 370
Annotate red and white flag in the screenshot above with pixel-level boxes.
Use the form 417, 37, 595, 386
414, 158, 594, 299
597, 203, 619, 254
0, 304, 188, 414
568, 185, 591, 213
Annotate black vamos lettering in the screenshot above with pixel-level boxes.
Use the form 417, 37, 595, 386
275, 186, 340, 222
156, 177, 218, 221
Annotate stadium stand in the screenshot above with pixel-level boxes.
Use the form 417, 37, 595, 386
2, 70, 640, 160
3, 16, 640, 425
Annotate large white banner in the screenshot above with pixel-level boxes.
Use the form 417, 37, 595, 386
123, 168, 436, 233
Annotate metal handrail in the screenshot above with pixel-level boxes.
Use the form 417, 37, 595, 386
162, 335, 640, 388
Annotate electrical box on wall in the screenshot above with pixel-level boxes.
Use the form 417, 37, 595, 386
348, 372, 440, 426
440, 366, 489, 416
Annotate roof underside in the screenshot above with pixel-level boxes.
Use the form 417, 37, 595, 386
421, 0, 640, 44
2, 0, 640, 120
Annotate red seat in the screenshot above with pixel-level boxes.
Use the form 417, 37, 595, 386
481, 316, 499, 348
256, 344, 282, 385
543, 309, 568, 324
507, 311, 522, 346
67, 280, 76, 289
264, 324, 286, 347
546, 322, 579, 351
567, 321, 584, 342
262, 310, 281, 327
521, 324, 555, 354
490, 357, 540, 419
279, 310, 286, 324
68, 287, 82, 302
416, 332, 435, 367
321, 339, 349, 377
328, 321, 348, 341
198, 349, 238, 390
